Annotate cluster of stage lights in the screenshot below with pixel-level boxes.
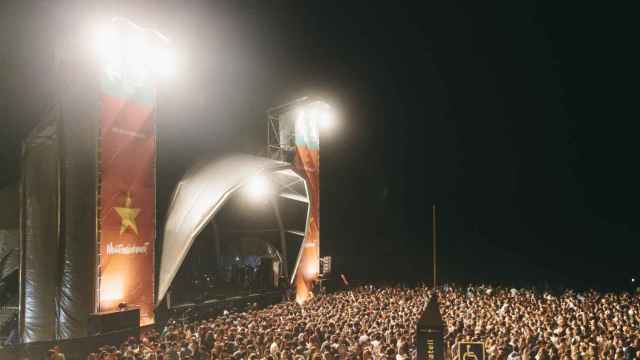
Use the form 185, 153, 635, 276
244, 102, 335, 203
296, 101, 336, 132
94, 18, 175, 84
95, 19, 331, 206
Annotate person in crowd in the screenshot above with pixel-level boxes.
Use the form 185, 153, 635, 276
48, 345, 66, 360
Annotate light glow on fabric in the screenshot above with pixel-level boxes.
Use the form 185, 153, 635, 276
100, 275, 125, 303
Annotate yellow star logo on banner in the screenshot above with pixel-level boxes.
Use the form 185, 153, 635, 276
114, 192, 141, 235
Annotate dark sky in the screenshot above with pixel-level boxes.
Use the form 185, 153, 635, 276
1, 1, 638, 289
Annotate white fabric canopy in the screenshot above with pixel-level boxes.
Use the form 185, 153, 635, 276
157, 154, 309, 304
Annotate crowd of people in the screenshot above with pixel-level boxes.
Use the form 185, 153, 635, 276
68, 284, 640, 360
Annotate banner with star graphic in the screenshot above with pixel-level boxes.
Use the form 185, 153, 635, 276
98, 76, 156, 325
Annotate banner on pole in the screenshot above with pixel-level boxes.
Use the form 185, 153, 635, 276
293, 105, 320, 303
97, 79, 156, 325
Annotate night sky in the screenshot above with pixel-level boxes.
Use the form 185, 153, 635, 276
1, 1, 638, 290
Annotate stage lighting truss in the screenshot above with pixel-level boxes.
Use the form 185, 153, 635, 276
266, 97, 334, 162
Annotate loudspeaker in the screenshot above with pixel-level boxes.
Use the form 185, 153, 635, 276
88, 308, 140, 335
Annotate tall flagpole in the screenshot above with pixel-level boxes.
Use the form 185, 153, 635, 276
432, 204, 437, 288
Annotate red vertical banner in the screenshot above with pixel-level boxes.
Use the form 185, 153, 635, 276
294, 148, 319, 303
94, 18, 165, 325
98, 89, 156, 325
293, 105, 321, 303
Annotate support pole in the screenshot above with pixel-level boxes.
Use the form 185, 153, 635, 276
18, 142, 26, 342
432, 204, 437, 288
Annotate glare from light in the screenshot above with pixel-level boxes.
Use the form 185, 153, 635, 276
94, 18, 175, 82
245, 175, 271, 200
633, 278, 636, 283
101, 276, 124, 302
304, 261, 319, 279
95, 25, 121, 74
126, 33, 146, 63
296, 101, 335, 132
125, 35, 148, 81
309, 107, 320, 121
151, 47, 176, 77
319, 107, 335, 130
95, 25, 118, 58
130, 62, 148, 85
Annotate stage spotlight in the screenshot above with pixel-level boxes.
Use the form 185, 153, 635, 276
95, 25, 121, 73
130, 62, 148, 84
245, 175, 271, 200
151, 47, 176, 77
125, 32, 146, 63
296, 101, 335, 132
95, 25, 118, 58
319, 106, 335, 130
94, 18, 174, 81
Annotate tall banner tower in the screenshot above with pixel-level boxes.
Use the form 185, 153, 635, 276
95, 18, 169, 325
268, 99, 330, 302
18, 18, 172, 341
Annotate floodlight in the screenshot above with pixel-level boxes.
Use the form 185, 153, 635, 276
126, 32, 146, 61
296, 101, 335, 132
151, 47, 176, 77
130, 62, 148, 84
95, 25, 121, 70
245, 175, 271, 200
319, 106, 335, 130
94, 18, 175, 81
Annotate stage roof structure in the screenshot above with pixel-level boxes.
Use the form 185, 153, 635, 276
157, 154, 310, 304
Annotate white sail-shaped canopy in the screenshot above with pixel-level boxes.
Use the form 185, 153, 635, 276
157, 154, 310, 305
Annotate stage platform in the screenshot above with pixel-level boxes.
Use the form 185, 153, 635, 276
167, 289, 285, 321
